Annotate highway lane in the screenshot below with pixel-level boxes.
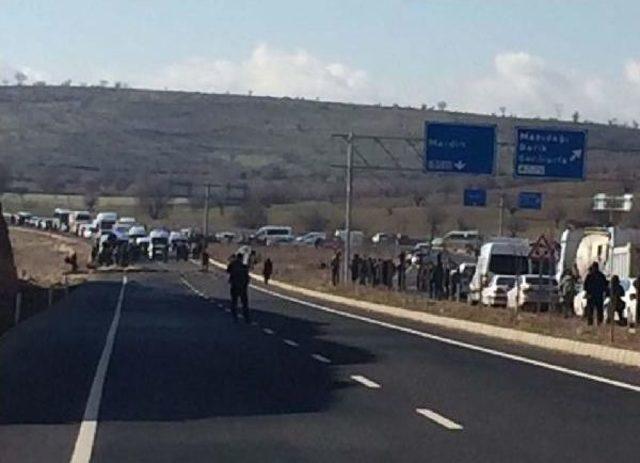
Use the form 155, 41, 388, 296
1, 263, 639, 462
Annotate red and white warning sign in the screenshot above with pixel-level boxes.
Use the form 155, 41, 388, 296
529, 234, 558, 261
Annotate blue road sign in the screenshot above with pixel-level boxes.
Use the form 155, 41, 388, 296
518, 192, 543, 210
425, 122, 495, 174
463, 188, 487, 207
515, 128, 586, 179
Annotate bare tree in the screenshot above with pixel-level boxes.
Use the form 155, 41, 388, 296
425, 206, 446, 240
507, 216, 528, 237
572, 111, 580, 123
299, 209, 329, 231
14, 71, 27, 86
233, 200, 267, 228
440, 180, 455, 201
135, 176, 171, 220
548, 205, 568, 230
455, 216, 470, 230
83, 182, 99, 212
437, 101, 447, 111
499, 106, 507, 117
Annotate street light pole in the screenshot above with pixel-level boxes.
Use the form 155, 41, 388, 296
343, 132, 354, 284
203, 183, 211, 240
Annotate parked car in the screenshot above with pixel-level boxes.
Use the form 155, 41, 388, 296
481, 275, 516, 307
507, 275, 559, 310
295, 232, 327, 246
215, 231, 237, 243
253, 226, 294, 246
371, 232, 395, 245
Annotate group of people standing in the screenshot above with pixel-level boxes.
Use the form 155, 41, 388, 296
330, 250, 462, 300
560, 261, 638, 328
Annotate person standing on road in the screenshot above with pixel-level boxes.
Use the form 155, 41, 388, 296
583, 262, 608, 326
351, 254, 361, 285
201, 246, 209, 272
609, 275, 627, 326
227, 253, 251, 323
263, 258, 273, 285
631, 277, 640, 333
432, 254, 444, 300
397, 252, 406, 291
330, 251, 341, 286
560, 269, 577, 318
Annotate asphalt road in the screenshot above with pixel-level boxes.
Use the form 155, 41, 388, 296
1, 261, 640, 462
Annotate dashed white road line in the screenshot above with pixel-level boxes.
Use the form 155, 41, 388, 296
263, 328, 275, 335
312, 354, 332, 364
283, 339, 299, 347
350, 375, 381, 389
250, 284, 640, 394
416, 408, 463, 431
70, 276, 127, 463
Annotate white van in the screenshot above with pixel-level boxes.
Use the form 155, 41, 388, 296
53, 208, 71, 231
253, 226, 294, 246
69, 211, 92, 235
468, 237, 530, 305
442, 230, 481, 254
148, 229, 170, 261
95, 212, 118, 232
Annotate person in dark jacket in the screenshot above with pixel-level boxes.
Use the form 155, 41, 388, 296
227, 253, 251, 323
397, 252, 406, 291
263, 258, 273, 285
431, 254, 444, 300
583, 262, 608, 326
351, 254, 361, 284
330, 251, 341, 286
609, 275, 627, 326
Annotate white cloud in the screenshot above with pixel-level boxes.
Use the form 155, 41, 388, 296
460, 51, 640, 123
145, 43, 376, 103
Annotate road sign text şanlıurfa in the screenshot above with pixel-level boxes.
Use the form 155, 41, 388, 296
463, 188, 487, 207
514, 128, 586, 180
518, 191, 543, 210
425, 122, 495, 175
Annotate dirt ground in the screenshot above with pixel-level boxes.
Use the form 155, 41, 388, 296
9, 227, 91, 287
210, 243, 640, 352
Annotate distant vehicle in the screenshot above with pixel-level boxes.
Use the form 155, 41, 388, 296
442, 230, 481, 254
136, 236, 151, 254
128, 225, 147, 240
481, 275, 516, 307
15, 212, 33, 225
95, 212, 118, 232
253, 226, 294, 246
26, 216, 40, 227
468, 237, 530, 305
295, 231, 327, 246
371, 232, 395, 245
148, 229, 170, 261
507, 275, 559, 311
215, 231, 237, 243
169, 231, 189, 261
431, 237, 444, 250
115, 217, 137, 231
38, 218, 55, 230
83, 224, 99, 239
53, 208, 71, 231
70, 211, 92, 235
334, 229, 364, 247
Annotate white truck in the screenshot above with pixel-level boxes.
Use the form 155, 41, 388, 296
468, 237, 530, 305
69, 211, 93, 235
95, 212, 118, 232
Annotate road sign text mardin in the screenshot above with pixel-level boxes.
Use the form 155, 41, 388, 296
425, 122, 495, 175
515, 128, 586, 180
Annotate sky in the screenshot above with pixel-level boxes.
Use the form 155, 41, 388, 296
1, 0, 640, 123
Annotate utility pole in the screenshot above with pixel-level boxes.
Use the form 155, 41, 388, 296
203, 183, 211, 241
498, 193, 505, 236
343, 132, 354, 284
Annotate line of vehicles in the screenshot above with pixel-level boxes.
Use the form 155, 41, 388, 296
8, 209, 193, 263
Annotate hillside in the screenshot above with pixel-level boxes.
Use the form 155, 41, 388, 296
2, 86, 640, 206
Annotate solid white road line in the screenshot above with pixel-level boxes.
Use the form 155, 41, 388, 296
350, 375, 381, 389
250, 284, 640, 394
283, 339, 299, 347
416, 408, 463, 430
263, 328, 275, 335
70, 276, 127, 463
312, 354, 332, 364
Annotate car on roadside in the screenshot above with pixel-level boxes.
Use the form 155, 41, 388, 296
506, 275, 559, 311
371, 232, 395, 245
295, 231, 327, 246
481, 275, 516, 307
